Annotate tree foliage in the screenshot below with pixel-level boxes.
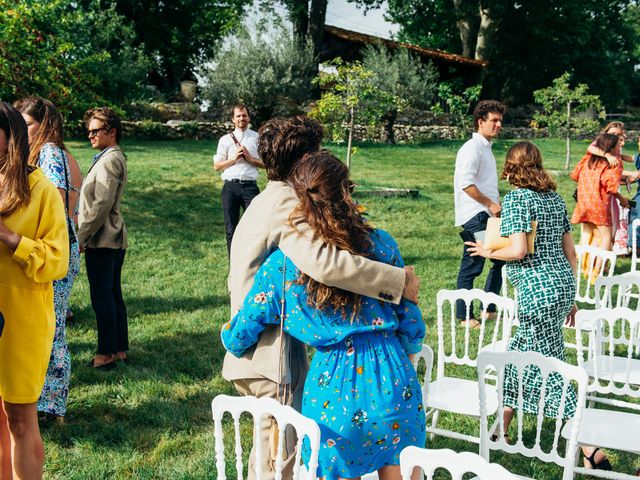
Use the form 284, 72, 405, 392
533, 72, 605, 170
0, 0, 149, 119
200, 21, 316, 125
361, 45, 438, 143
352, 0, 640, 108
433, 83, 482, 137
93, 0, 248, 93
310, 59, 405, 166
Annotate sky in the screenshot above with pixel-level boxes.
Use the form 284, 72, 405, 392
324, 0, 399, 39
248, 0, 400, 40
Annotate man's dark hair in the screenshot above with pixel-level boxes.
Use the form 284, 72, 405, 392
258, 116, 323, 181
231, 104, 250, 118
84, 107, 122, 143
473, 100, 506, 130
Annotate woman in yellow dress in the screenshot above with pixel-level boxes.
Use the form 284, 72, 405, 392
0, 102, 68, 479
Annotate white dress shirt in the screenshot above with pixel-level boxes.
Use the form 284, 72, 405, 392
453, 132, 500, 226
213, 128, 260, 181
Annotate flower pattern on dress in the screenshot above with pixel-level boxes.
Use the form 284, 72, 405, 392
36, 144, 79, 417
221, 229, 427, 480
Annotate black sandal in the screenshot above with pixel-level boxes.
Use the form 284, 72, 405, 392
584, 448, 612, 471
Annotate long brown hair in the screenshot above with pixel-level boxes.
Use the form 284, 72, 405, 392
589, 133, 620, 169
14, 96, 65, 166
288, 150, 372, 319
0, 102, 31, 215
501, 141, 557, 192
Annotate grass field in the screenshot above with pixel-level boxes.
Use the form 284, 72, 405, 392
41, 137, 639, 479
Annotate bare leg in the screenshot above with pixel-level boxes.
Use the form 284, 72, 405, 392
378, 464, 422, 480
2, 400, 44, 480
495, 407, 515, 439
595, 225, 613, 251
0, 401, 12, 480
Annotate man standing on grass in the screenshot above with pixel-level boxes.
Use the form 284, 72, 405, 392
213, 104, 264, 256
453, 100, 506, 326
222, 116, 419, 480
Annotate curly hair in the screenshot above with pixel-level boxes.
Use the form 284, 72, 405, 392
13, 96, 65, 166
288, 150, 372, 320
501, 141, 556, 192
84, 107, 122, 143
258, 116, 323, 181
473, 100, 506, 130
0, 102, 31, 215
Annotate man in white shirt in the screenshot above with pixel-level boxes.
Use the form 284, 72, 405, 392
453, 100, 506, 325
214, 104, 264, 255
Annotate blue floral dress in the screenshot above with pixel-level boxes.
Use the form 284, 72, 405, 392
37, 143, 80, 417
222, 229, 426, 480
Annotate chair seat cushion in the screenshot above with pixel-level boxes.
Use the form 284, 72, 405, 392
427, 377, 498, 416
583, 356, 640, 385
562, 407, 640, 454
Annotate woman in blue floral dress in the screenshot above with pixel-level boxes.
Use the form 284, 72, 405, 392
222, 151, 426, 480
16, 97, 82, 421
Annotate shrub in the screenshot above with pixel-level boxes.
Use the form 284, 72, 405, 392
199, 18, 316, 125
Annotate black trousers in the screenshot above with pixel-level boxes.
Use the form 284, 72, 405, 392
85, 248, 128, 355
455, 211, 505, 319
222, 180, 259, 255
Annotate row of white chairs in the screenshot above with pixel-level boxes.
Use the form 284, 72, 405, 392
211, 391, 520, 479
212, 323, 639, 479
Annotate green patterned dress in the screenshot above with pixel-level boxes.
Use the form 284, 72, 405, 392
500, 188, 577, 418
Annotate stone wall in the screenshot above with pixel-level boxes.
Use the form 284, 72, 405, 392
67, 118, 640, 144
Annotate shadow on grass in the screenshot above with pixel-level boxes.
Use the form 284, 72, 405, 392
49, 330, 233, 448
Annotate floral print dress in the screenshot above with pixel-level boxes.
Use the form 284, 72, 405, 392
37, 143, 80, 417
222, 229, 426, 479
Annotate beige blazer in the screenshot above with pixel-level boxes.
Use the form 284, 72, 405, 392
222, 181, 406, 383
77, 146, 128, 249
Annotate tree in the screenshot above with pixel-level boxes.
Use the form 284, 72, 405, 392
271, 0, 328, 58
361, 45, 438, 143
352, 0, 640, 108
0, 0, 150, 119
94, 0, 248, 94
533, 73, 605, 171
310, 59, 404, 167
200, 21, 316, 125
433, 82, 482, 137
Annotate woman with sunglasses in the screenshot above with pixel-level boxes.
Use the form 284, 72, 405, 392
14, 96, 82, 423
77, 107, 129, 370
0, 102, 69, 479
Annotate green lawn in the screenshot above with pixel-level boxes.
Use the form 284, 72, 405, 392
41, 137, 639, 479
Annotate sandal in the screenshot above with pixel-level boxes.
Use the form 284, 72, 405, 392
584, 448, 612, 471
490, 432, 511, 444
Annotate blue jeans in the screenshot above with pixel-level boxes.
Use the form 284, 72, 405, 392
455, 211, 505, 319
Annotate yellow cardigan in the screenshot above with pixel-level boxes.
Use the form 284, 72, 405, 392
0, 167, 69, 403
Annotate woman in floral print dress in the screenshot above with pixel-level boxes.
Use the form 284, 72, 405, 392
222, 151, 426, 480
467, 141, 612, 471
15, 97, 82, 421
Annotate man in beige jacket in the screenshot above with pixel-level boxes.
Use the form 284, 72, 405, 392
78, 107, 128, 370
223, 116, 419, 479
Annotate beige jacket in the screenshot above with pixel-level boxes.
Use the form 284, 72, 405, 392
222, 180, 406, 383
77, 146, 128, 249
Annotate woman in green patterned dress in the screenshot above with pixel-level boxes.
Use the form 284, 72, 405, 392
466, 141, 611, 470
